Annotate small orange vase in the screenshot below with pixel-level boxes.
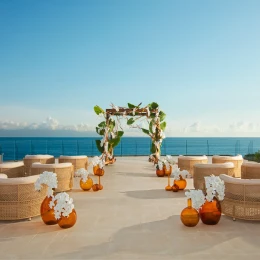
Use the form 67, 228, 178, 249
199, 197, 221, 225
40, 196, 57, 225
163, 165, 172, 176
94, 167, 104, 176
181, 198, 200, 227
156, 169, 164, 177
174, 176, 187, 190
57, 209, 77, 229
93, 165, 99, 175
80, 177, 93, 191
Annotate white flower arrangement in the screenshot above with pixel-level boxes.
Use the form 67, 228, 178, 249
49, 192, 74, 219
75, 168, 89, 183
91, 155, 106, 168
205, 175, 225, 202
165, 155, 176, 165
34, 171, 58, 197
185, 190, 205, 210
156, 160, 164, 170
172, 168, 191, 180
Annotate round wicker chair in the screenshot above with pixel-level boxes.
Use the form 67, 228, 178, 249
0, 162, 25, 178
58, 155, 89, 171
178, 155, 208, 177
220, 174, 260, 221
31, 162, 74, 192
212, 155, 243, 178
23, 155, 55, 175
193, 162, 235, 191
0, 174, 47, 220
241, 162, 260, 179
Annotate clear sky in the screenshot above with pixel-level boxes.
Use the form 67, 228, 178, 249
0, 0, 260, 137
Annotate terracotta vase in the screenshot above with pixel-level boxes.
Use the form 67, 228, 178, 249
93, 165, 99, 175
181, 198, 200, 227
172, 184, 179, 192
80, 177, 93, 191
94, 167, 104, 176
174, 176, 187, 190
163, 165, 172, 176
199, 197, 222, 225
57, 209, 77, 229
40, 196, 57, 225
156, 168, 164, 177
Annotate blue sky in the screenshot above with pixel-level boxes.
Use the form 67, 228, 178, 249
0, 0, 260, 137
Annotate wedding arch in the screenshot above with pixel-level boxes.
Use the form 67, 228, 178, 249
93, 102, 166, 162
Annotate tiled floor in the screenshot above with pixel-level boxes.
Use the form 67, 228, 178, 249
0, 156, 259, 259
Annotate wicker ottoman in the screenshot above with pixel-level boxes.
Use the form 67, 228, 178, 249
241, 162, 260, 179
31, 162, 74, 192
0, 162, 25, 178
58, 155, 89, 171
23, 155, 55, 175
212, 155, 243, 178
193, 162, 235, 191
178, 155, 208, 177
0, 174, 47, 220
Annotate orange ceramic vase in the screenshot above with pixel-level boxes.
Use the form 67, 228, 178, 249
94, 167, 104, 176
199, 197, 221, 225
156, 169, 164, 177
80, 177, 93, 191
58, 209, 77, 229
93, 165, 99, 175
163, 165, 172, 176
181, 198, 200, 227
40, 196, 57, 225
174, 176, 187, 190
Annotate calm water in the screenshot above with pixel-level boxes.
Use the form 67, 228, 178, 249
0, 137, 259, 161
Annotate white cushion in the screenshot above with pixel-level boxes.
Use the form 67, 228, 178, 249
0, 173, 8, 179
213, 155, 243, 160
24, 154, 54, 159
0, 162, 24, 168
220, 174, 260, 185
59, 155, 87, 159
0, 174, 40, 184
31, 162, 72, 168
194, 162, 234, 168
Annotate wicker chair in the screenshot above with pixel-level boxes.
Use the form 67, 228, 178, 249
31, 163, 74, 192
241, 162, 260, 179
23, 155, 55, 175
58, 155, 89, 171
0, 174, 47, 220
0, 162, 25, 178
212, 155, 243, 178
193, 163, 235, 191
220, 174, 260, 221
178, 155, 208, 177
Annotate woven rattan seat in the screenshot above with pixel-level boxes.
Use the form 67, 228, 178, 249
0, 162, 25, 178
220, 174, 260, 221
241, 162, 260, 179
193, 162, 235, 191
23, 155, 55, 175
58, 155, 89, 171
212, 155, 243, 178
0, 174, 47, 220
178, 155, 208, 177
31, 162, 74, 192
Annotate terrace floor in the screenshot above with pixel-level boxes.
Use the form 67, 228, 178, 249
0, 156, 260, 259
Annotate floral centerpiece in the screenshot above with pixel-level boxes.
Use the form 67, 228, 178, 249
75, 168, 93, 191
49, 192, 77, 229
91, 155, 106, 191
171, 168, 191, 191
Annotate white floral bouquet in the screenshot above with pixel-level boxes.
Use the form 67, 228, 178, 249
75, 168, 89, 182
204, 175, 225, 202
185, 190, 205, 210
34, 171, 58, 197
172, 168, 191, 180
91, 156, 105, 168
49, 192, 74, 219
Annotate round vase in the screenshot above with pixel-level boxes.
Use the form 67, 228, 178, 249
80, 177, 93, 191
94, 167, 104, 176
40, 196, 57, 225
172, 184, 179, 192
156, 169, 164, 177
93, 165, 99, 175
181, 199, 200, 227
163, 165, 172, 176
58, 209, 77, 229
199, 197, 222, 225
174, 177, 187, 190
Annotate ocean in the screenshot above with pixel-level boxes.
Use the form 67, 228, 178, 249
0, 137, 259, 161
